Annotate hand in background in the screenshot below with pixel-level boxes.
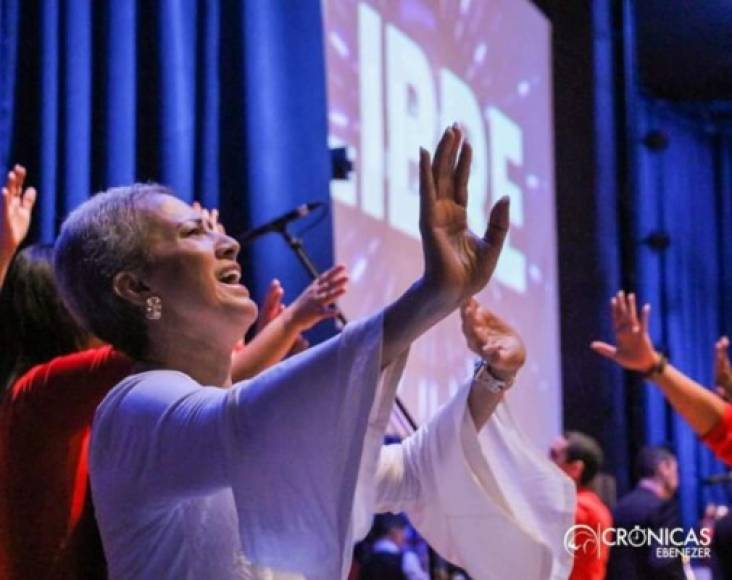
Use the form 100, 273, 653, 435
231, 266, 348, 379
714, 336, 732, 401
591, 290, 659, 372
192, 202, 225, 234
286, 335, 310, 357
1, 164, 36, 259
460, 297, 525, 380
255, 279, 286, 334
283, 264, 348, 332
419, 125, 509, 306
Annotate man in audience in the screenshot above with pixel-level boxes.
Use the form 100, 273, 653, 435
550, 432, 613, 580
608, 447, 685, 580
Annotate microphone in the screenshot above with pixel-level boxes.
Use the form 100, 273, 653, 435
702, 472, 732, 485
238, 202, 324, 244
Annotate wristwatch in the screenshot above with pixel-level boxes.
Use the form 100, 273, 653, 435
473, 360, 515, 394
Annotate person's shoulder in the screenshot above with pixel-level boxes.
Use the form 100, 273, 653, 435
92, 370, 202, 456
613, 486, 658, 521
577, 488, 612, 527
9, 346, 129, 398
98, 369, 201, 414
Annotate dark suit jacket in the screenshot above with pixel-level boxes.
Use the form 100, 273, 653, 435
607, 486, 685, 580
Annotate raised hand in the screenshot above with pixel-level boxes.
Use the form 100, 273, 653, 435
255, 279, 286, 334
192, 202, 225, 234
231, 267, 347, 379
460, 297, 526, 378
419, 125, 509, 306
714, 336, 732, 401
283, 265, 348, 332
591, 290, 659, 372
1, 164, 37, 258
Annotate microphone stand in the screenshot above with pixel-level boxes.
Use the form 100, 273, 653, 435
276, 223, 419, 434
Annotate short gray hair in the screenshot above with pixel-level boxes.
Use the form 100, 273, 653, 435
54, 183, 173, 358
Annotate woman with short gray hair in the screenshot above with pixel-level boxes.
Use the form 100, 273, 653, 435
53, 127, 573, 579
55, 183, 170, 359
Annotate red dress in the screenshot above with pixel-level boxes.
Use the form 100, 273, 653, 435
570, 487, 613, 580
0, 346, 131, 579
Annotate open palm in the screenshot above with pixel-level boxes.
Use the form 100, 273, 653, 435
1, 165, 36, 257
419, 126, 509, 305
591, 290, 658, 372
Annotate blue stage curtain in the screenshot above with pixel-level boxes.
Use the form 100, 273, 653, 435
0, 0, 335, 340
554, 0, 629, 491
633, 101, 732, 525
0, 0, 19, 172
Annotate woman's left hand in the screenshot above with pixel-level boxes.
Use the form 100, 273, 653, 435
460, 297, 526, 379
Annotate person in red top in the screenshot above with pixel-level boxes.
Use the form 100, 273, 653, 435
0, 166, 130, 578
0, 346, 132, 579
591, 291, 732, 464
551, 431, 614, 580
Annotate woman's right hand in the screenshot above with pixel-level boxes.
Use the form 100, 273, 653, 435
418, 125, 509, 307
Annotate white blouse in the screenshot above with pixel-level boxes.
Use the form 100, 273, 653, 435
89, 313, 575, 579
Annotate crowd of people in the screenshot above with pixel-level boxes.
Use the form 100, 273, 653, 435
541, 290, 732, 580
3, 124, 732, 579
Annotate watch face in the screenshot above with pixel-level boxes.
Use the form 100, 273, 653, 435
323, 0, 562, 448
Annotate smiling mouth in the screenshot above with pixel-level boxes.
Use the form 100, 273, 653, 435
217, 268, 242, 285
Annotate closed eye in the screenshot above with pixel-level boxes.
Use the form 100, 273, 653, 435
180, 219, 207, 237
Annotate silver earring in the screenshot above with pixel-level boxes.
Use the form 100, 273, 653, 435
145, 296, 163, 320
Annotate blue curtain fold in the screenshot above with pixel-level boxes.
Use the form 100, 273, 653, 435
0, 0, 19, 173
0, 0, 335, 339
633, 101, 732, 525
557, 0, 629, 491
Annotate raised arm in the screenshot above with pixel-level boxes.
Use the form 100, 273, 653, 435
371, 298, 526, 511
231, 266, 348, 380
381, 126, 509, 366
591, 290, 726, 436
0, 165, 37, 290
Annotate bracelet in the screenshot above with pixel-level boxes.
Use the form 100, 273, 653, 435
473, 360, 515, 394
642, 353, 668, 379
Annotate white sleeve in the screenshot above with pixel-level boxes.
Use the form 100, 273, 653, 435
92, 312, 409, 579
368, 381, 577, 580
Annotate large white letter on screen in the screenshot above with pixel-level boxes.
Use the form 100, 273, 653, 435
440, 69, 488, 238
488, 106, 526, 293
386, 24, 436, 240
357, 3, 384, 218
